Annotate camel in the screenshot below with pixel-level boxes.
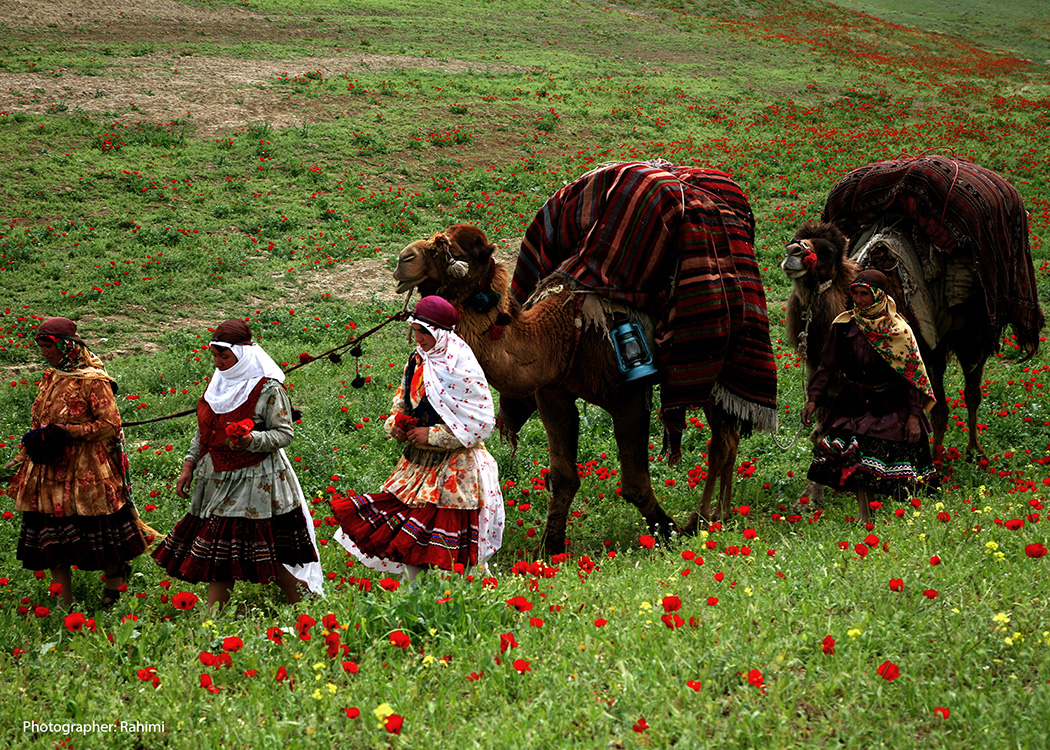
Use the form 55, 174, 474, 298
782, 158, 1044, 512
784, 217, 1039, 471
392, 223, 745, 555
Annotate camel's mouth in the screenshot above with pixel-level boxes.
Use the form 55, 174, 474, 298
394, 276, 424, 294
780, 255, 807, 279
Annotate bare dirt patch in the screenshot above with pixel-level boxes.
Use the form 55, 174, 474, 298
0, 1, 527, 138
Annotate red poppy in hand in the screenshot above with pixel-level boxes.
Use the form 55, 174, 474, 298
225, 418, 256, 439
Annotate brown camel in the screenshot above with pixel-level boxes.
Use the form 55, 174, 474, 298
392, 223, 742, 555
783, 217, 1038, 470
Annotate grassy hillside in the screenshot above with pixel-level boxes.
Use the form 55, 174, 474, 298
0, 0, 1048, 747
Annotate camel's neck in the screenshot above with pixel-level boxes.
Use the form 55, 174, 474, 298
454, 263, 569, 398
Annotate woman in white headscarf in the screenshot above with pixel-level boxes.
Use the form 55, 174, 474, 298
331, 296, 504, 580
152, 319, 323, 609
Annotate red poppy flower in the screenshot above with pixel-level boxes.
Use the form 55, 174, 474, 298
822, 635, 836, 655
707, 597, 719, 606
934, 707, 949, 719
222, 636, 243, 652
244, 670, 258, 678
529, 617, 544, 628
295, 614, 316, 640
48, 581, 64, 597
661, 595, 682, 613
923, 589, 938, 599
199, 673, 219, 693
714, 572, 725, 582
936, 512, 951, 523
929, 555, 941, 565
224, 418, 255, 439
1004, 518, 1024, 530
681, 550, 696, 561
137, 667, 160, 688
64, 611, 87, 633
172, 592, 199, 610
662, 613, 685, 629
275, 666, 289, 681
854, 544, 869, 558
877, 660, 900, 681
686, 679, 702, 691
266, 626, 284, 645
638, 535, 656, 549
344, 707, 361, 719
747, 669, 764, 689
889, 579, 904, 592
512, 659, 531, 673
1025, 543, 1048, 558
505, 596, 533, 612
379, 577, 400, 592
594, 618, 607, 628
864, 534, 879, 547
322, 614, 339, 630
389, 630, 411, 649
384, 714, 404, 735
34, 606, 50, 618
632, 718, 650, 732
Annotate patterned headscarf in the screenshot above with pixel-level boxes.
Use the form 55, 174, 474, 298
832, 272, 935, 411
35, 317, 114, 383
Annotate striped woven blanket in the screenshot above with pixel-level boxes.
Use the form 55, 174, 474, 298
511, 162, 778, 431
823, 155, 1044, 357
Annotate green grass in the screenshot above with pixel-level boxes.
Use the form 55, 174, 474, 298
0, 0, 1049, 747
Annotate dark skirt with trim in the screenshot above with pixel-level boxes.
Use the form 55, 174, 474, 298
331, 491, 478, 570
17, 503, 147, 571
808, 429, 939, 499
152, 509, 317, 584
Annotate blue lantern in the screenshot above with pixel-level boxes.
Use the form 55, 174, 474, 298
611, 321, 657, 383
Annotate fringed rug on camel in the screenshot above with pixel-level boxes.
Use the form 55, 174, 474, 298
508, 160, 779, 433
822, 154, 1044, 357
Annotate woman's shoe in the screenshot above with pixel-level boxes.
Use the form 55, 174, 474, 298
101, 563, 132, 609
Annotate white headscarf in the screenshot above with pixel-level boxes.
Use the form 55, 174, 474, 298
203, 340, 286, 414
409, 317, 495, 447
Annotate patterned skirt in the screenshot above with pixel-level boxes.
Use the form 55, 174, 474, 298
17, 503, 147, 571
331, 491, 478, 570
152, 509, 317, 584
808, 429, 939, 499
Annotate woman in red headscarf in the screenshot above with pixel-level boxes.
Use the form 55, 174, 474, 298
5, 317, 147, 609
330, 296, 504, 580
152, 319, 322, 609
802, 269, 939, 521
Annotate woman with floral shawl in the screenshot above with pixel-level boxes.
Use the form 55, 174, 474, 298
802, 269, 939, 521
5, 317, 147, 609
331, 296, 504, 580
152, 319, 323, 609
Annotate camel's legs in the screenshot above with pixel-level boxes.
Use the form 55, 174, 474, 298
610, 388, 678, 540
955, 344, 989, 459
683, 405, 739, 532
535, 389, 581, 558
925, 344, 950, 452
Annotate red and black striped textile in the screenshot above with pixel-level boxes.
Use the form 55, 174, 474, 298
822, 155, 1044, 357
510, 162, 778, 430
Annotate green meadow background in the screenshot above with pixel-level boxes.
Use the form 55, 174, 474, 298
0, 0, 1048, 747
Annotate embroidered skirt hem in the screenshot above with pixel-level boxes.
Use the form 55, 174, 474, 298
17, 504, 147, 571
807, 430, 939, 498
331, 491, 478, 570
151, 508, 318, 584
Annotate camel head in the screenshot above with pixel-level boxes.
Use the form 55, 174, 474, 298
393, 223, 497, 303
782, 221, 848, 286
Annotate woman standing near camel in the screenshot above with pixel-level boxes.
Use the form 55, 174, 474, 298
330, 296, 503, 580
801, 269, 939, 521
5, 317, 147, 610
152, 319, 322, 609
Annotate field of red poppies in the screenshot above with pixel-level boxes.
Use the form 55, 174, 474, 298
0, 0, 1048, 747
